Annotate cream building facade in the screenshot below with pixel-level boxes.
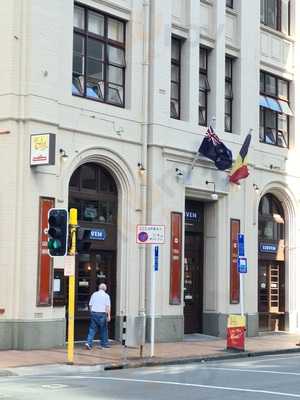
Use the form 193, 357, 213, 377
0, 0, 299, 349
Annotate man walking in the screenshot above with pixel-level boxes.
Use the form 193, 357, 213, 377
85, 283, 111, 350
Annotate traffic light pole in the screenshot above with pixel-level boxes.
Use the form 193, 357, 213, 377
67, 208, 77, 365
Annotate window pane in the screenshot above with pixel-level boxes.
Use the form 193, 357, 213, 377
199, 107, 206, 126
73, 33, 84, 54
199, 90, 206, 107
260, 108, 264, 141
170, 100, 179, 119
108, 46, 125, 66
88, 11, 104, 36
70, 169, 80, 188
171, 65, 179, 82
171, 82, 179, 100
226, 0, 233, 8
74, 6, 84, 29
86, 80, 104, 100
87, 38, 104, 61
225, 114, 231, 131
107, 65, 123, 85
73, 35, 85, 75
199, 74, 208, 90
72, 76, 84, 95
83, 200, 98, 221
265, 109, 276, 128
225, 81, 233, 98
108, 84, 123, 105
281, 0, 290, 34
171, 39, 180, 61
199, 47, 207, 70
225, 98, 231, 114
225, 58, 232, 78
266, 0, 277, 29
99, 201, 114, 223
265, 128, 276, 144
261, 0, 266, 23
277, 131, 288, 148
260, 72, 265, 92
87, 59, 104, 81
100, 169, 117, 192
278, 113, 288, 131
81, 164, 97, 190
278, 79, 288, 100
265, 74, 276, 95
108, 18, 124, 43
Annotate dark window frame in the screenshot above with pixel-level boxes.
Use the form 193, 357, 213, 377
226, 0, 234, 8
225, 56, 233, 133
260, 0, 291, 35
199, 46, 210, 126
170, 37, 182, 120
260, 71, 290, 148
72, 2, 126, 108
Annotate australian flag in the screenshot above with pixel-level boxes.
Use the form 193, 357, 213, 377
198, 126, 233, 171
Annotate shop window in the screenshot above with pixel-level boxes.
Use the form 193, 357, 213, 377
199, 47, 210, 126
260, 71, 292, 148
72, 4, 126, 107
170, 37, 181, 119
258, 194, 285, 241
81, 164, 97, 191
260, 0, 290, 35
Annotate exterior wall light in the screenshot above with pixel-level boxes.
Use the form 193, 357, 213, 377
175, 168, 184, 177
138, 162, 146, 175
253, 184, 259, 193
205, 180, 218, 200
59, 148, 69, 160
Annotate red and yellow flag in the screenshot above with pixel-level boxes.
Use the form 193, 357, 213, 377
229, 133, 252, 184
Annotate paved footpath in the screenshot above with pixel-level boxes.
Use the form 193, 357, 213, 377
1, 333, 300, 373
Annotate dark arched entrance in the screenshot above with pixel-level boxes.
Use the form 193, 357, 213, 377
258, 193, 285, 332
68, 163, 118, 340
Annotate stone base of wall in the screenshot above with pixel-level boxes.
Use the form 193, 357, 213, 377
202, 312, 260, 337
0, 319, 65, 350
145, 315, 184, 342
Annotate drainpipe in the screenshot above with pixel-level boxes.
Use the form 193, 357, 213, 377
138, 0, 150, 352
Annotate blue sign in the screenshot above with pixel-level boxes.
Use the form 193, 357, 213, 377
154, 246, 159, 271
185, 211, 198, 220
238, 257, 247, 273
238, 233, 245, 257
260, 243, 277, 253
89, 229, 107, 241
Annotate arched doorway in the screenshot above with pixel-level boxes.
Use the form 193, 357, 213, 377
68, 162, 118, 341
258, 193, 285, 332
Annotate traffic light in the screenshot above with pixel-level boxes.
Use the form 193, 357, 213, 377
47, 208, 68, 257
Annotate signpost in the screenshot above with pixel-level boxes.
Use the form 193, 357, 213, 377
237, 233, 245, 317
136, 225, 165, 357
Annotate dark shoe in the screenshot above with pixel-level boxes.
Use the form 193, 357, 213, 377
85, 343, 92, 350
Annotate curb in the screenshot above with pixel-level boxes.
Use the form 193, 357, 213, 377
103, 347, 300, 371
1, 363, 105, 377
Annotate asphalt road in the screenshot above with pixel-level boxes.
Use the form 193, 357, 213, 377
2, 353, 300, 399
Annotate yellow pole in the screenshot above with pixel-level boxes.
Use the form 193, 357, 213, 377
67, 208, 77, 364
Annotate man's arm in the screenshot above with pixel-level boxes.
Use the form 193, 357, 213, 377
106, 295, 111, 321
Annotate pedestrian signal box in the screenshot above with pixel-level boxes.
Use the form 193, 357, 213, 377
47, 208, 68, 257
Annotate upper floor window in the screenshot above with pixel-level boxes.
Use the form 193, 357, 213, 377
260, 71, 292, 148
72, 4, 126, 107
225, 57, 234, 132
260, 0, 290, 35
199, 47, 210, 126
226, 0, 233, 8
170, 37, 182, 119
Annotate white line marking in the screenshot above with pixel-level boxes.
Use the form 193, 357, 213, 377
58, 376, 300, 398
202, 366, 300, 376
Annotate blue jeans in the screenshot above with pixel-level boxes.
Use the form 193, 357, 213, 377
86, 312, 108, 347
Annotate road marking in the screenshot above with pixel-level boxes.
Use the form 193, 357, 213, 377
61, 376, 300, 398
202, 366, 300, 376
41, 384, 69, 390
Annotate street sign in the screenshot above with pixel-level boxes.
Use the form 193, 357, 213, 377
154, 246, 159, 271
136, 225, 165, 244
238, 233, 245, 257
238, 257, 247, 273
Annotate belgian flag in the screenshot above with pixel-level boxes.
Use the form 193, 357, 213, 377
229, 132, 252, 184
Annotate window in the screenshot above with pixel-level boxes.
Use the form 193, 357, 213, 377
199, 47, 210, 126
258, 194, 285, 241
225, 57, 233, 132
226, 0, 233, 8
260, 71, 292, 148
260, 0, 290, 35
170, 37, 181, 119
72, 4, 126, 107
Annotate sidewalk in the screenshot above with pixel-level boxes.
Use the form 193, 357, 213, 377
1, 333, 300, 373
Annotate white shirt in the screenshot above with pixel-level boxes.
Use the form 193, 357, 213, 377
89, 289, 111, 313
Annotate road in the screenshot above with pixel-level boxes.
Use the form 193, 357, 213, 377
2, 353, 300, 399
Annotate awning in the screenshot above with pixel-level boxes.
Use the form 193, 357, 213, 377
260, 95, 293, 116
